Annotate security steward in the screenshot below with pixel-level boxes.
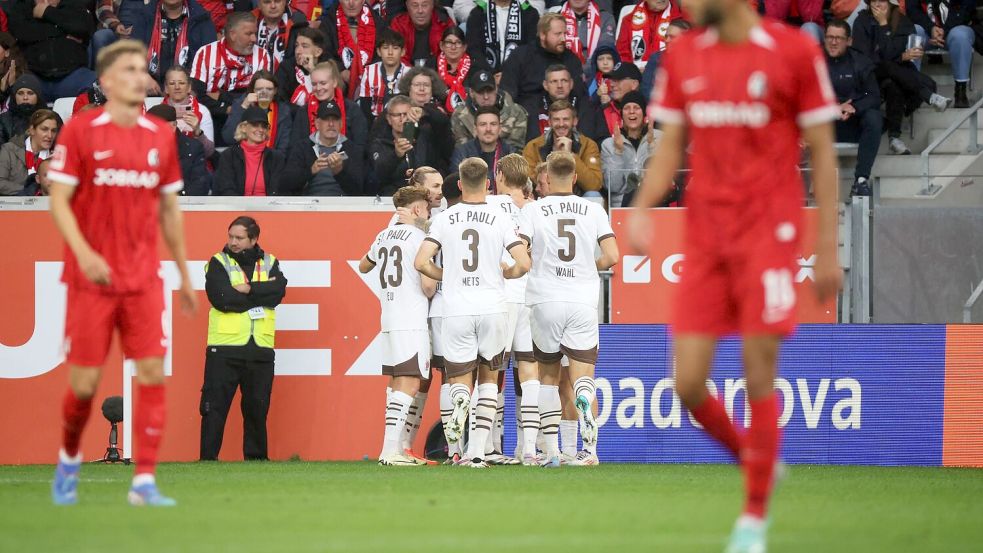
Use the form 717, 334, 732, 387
200, 216, 287, 461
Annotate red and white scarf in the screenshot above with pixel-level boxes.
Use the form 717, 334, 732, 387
437, 53, 471, 113
561, 1, 602, 65
210, 41, 265, 91
147, 1, 190, 77
290, 65, 312, 106
163, 95, 204, 137
24, 136, 51, 176
356, 61, 409, 117
625, 1, 675, 64
337, 4, 376, 99
307, 88, 348, 134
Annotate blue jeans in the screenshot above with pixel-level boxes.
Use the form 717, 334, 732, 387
39, 67, 98, 100
915, 24, 974, 82
89, 29, 118, 68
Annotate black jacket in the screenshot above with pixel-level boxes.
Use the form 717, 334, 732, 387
0, 108, 35, 146
8, 0, 95, 79
905, 0, 975, 35
205, 244, 287, 360
123, 0, 218, 84
177, 131, 213, 196
499, 41, 587, 109
368, 102, 452, 194
826, 48, 881, 113
223, 99, 294, 157
290, 97, 369, 152
465, 1, 539, 72
852, 10, 917, 64
281, 133, 365, 196
213, 143, 286, 195
527, 92, 609, 143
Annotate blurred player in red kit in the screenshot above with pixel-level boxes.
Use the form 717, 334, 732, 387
48, 40, 198, 507
627, 0, 843, 550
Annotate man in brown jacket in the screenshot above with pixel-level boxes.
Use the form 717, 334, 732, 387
522, 99, 602, 193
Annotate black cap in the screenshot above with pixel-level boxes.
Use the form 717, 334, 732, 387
242, 105, 270, 126
468, 69, 496, 92
147, 103, 177, 122
317, 100, 342, 120
620, 91, 646, 112
607, 62, 642, 82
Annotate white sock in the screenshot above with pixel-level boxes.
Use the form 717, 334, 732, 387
132, 473, 155, 487
538, 384, 561, 458
493, 392, 505, 454
439, 384, 459, 456
402, 392, 427, 452
573, 376, 596, 407
444, 383, 471, 449
519, 380, 541, 457
59, 448, 82, 465
381, 390, 413, 459
560, 420, 578, 457
467, 383, 498, 461
468, 386, 479, 450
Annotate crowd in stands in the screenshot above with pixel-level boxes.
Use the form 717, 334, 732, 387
0, 0, 978, 201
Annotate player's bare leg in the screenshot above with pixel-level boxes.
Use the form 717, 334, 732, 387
537, 360, 562, 467
380, 375, 425, 466
128, 357, 177, 506
52, 366, 102, 505
515, 359, 540, 462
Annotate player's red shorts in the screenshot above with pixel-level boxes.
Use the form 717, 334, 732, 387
64, 278, 167, 366
673, 193, 803, 337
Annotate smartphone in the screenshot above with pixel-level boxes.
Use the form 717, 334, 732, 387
337, 151, 349, 161
401, 122, 418, 142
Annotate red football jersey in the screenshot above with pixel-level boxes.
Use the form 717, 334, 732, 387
49, 108, 184, 294
648, 20, 839, 204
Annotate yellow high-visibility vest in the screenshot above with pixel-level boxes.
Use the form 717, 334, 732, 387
206, 252, 277, 348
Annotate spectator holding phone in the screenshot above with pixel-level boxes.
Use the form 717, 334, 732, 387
163, 65, 215, 157
223, 70, 293, 156
370, 95, 429, 195
282, 100, 364, 196
393, 66, 454, 173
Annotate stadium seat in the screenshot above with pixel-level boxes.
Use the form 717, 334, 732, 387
52, 97, 75, 124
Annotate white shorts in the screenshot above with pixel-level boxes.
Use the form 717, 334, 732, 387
381, 329, 430, 379
441, 313, 509, 377
505, 302, 535, 363
429, 316, 444, 369
530, 302, 599, 365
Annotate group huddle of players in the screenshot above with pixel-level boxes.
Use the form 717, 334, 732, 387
360, 151, 619, 468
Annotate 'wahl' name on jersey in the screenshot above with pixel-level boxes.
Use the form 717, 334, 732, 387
540, 201, 590, 278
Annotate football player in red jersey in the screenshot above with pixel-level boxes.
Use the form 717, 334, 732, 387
627, 0, 843, 550
48, 40, 197, 507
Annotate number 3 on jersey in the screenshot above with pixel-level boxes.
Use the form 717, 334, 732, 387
462, 229, 479, 271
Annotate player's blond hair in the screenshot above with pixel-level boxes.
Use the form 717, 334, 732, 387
546, 151, 576, 181
409, 166, 440, 187
96, 39, 149, 78
458, 157, 489, 190
392, 185, 430, 208
497, 154, 528, 190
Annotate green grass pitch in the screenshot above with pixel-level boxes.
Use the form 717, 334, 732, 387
1, 462, 981, 552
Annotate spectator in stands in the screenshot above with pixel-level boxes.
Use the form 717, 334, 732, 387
8, 0, 97, 99
19, 157, 51, 195
852, 0, 951, 155
587, 44, 619, 100
322, 0, 384, 96
522, 99, 602, 193
214, 105, 286, 195
825, 19, 882, 197
0, 32, 27, 108
551, 0, 617, 73
92, 0, 128, 67
764, 0, 825, 43
451, 68, 528, 149
640, 17, 688, 103
449, 106, 518, 191
223, 70, 292, 156
163, 65, 216, 156
253, 0, 307, 69
465, 0, 540, 74
524, 63, 607, 142
0, 107, 59, 195
282, 100, 364, 195
370, 94, 448, 194
276, 27, 330, 105
191, 12, 273, 136
907, 0, 975, 108
615, 0, 681, 69
356, 29, 411, 125
390, 0, 455, 66
147, 103, 212, 195
596, 61, 640, 136
290, 61, 368, 153
425, 27, 472, 112
454, 0, 548, 26
600, 90, 656, 207
185, 0, 251, 33
0, 74, 43, 145
126, 0, 217, 89
501, 12, 587, 114
396, 66, 453, 169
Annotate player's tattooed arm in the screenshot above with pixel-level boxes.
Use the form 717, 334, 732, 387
414, 239, 443, 280
395, 207, 428, 230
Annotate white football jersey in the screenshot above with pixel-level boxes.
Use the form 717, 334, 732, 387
427, 201, 522, 317
520, 194, 615, 306
429, 249, 445, 318
487, 194, 528, 304
365, 224, 430, 331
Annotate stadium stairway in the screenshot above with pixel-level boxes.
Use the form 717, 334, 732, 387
837, 53, 983, 206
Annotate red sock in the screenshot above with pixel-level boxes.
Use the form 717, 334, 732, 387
743, 394, 780, 519
62, 389, 93, 457
689, 394, 742, 458
134, 384, 166, 476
